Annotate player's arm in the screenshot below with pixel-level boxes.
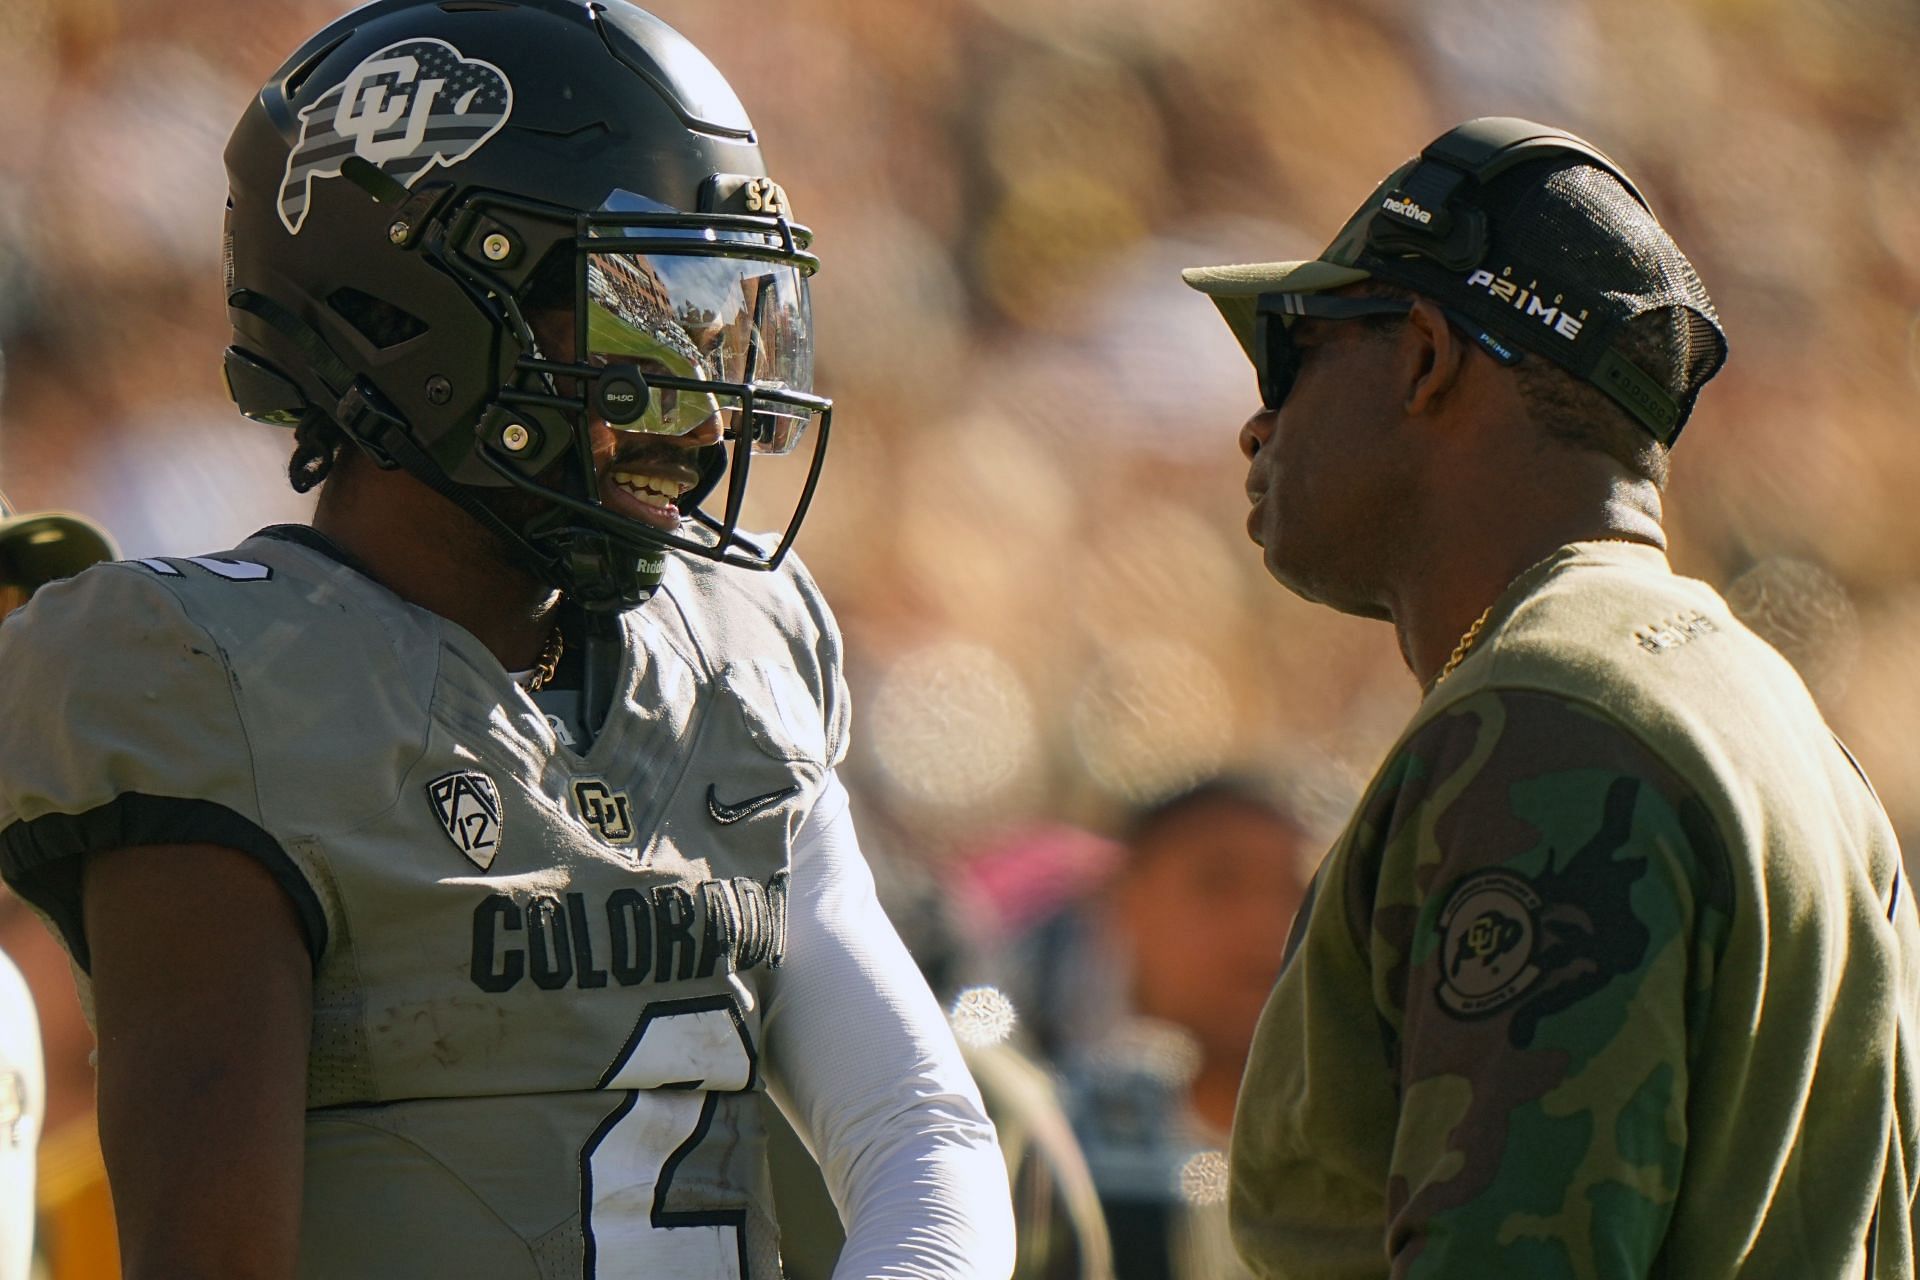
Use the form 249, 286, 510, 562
85, 842, 313, 1279
760, 773, 1016, 1280
1365, 688, 1731, 1280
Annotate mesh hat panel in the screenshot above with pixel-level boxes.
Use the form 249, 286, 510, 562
1494, 164, 1723, 422
1353, 161, 1727, 441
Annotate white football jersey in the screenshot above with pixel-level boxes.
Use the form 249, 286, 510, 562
0, 527, 856, 1277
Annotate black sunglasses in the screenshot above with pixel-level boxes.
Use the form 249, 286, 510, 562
1253, 292, 1521, 411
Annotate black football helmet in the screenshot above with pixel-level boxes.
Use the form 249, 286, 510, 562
222, 0, 831, 609
0, 490, 119, 604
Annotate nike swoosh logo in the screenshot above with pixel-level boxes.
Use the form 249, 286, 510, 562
706, 783, 800, 825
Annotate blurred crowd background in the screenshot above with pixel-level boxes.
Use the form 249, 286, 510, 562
1, 0, 1918, 1274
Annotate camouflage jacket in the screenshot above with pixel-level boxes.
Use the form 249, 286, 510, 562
1230, 543, 1920, 1279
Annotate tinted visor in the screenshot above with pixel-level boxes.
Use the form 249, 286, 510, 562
585, 192, 817, 454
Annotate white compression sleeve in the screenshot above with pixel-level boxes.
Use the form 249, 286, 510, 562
760, 773, 1015, 1280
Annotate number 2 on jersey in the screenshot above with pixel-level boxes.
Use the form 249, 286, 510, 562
582, 995, 758, 1279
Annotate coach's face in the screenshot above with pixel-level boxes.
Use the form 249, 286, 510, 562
1238, 316, 1411, 620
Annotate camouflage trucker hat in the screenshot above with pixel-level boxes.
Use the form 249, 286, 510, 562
1183, 117, 1727, 445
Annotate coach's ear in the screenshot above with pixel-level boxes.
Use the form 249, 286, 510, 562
1403, 298, 1468, 417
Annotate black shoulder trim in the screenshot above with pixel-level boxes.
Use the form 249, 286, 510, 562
252, 523, 378, 581
0, 794, 327, 973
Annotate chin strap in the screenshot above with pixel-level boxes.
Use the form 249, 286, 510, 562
333, 378, 560, 583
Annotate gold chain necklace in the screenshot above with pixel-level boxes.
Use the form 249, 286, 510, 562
1432, 606, 1493, 688
1428, 538, 1645, 690
527, 626, 565, 692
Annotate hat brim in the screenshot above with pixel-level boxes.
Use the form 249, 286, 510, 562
1180, 259, 1372, 362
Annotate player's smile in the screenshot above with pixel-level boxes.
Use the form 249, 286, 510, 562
598, 443, 704, 530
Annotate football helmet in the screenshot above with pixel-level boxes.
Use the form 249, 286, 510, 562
0, 490, 119, 607
222, 0, 830, 609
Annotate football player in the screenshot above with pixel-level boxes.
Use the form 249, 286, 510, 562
0, 2, 1015, 1276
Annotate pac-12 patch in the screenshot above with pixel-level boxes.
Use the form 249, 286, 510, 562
1435, 869, 1542, 1018
429, 770, 503, 870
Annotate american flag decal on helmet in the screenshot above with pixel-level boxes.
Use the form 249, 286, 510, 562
277, 37, 513, 235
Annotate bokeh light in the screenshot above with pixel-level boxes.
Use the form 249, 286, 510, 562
1080, 1019, 1203, 1089
1178, 1150, 1229, 1207
1071, 635, 1232, 801
949, 985, 1018, 1048
868, 639, 1040, 812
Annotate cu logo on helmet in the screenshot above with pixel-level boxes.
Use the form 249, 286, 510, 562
277, 38, 514, 235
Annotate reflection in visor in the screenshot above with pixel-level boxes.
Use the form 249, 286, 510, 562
585, 257, 723, 440
584, 223, 816, 455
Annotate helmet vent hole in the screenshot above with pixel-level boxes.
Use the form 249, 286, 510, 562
282, 33, 352, 100
327, 288, 428, 350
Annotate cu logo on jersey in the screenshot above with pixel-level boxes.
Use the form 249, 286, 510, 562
571, 779, 635, 847
430, 770, 504, 871
277, 38, 513, 234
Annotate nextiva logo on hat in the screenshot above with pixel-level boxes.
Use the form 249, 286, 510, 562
1183, 117, 1727, 446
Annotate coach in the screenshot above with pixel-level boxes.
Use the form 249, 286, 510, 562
1182, 117, 1920, 1278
